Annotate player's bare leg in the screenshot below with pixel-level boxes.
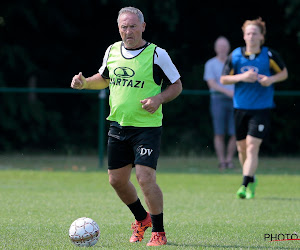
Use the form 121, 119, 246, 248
236, 139, 247, 198
108, 164, 138, 204
243, 135, 262, 176
136, 165, 167, 246
236, 135, 261, 199
237, 139, 246, 168
109, 164, 152, 243
135, 165, 163, 214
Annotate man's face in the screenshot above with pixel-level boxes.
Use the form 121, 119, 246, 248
118, 13, 145, 49
243, 24, 264, 47
214, 38, 230, 57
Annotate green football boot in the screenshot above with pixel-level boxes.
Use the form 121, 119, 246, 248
246, 179, 258, 199
236, 185, 246, 199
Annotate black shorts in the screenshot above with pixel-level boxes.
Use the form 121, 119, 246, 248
234, 109, 271, 141
107, 122, 162, 170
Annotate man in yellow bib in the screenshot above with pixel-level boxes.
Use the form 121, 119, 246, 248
71, 6, 182, 246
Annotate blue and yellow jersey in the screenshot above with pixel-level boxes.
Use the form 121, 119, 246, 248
222, 46, 286, 110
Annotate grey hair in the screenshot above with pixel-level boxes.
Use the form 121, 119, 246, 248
117, 7, 144, 24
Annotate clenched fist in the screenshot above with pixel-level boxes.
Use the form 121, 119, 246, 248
71, 72, 86, 89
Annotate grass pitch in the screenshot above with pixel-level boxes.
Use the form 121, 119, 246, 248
0, 155, 299, 249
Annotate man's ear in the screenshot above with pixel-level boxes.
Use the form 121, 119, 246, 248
142, 22, 146, 32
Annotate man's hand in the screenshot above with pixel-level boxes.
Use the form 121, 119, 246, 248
71, 72, 86, 89
224, 89, 234, 98
258, 74, 273, 87
242, 69, 258, 83
140, 95, 163, 114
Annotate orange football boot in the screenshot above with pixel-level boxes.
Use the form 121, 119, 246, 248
146, 232, 167, 246
129, 212, 152, 243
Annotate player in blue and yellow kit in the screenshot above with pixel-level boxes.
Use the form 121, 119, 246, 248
220, 17, 288, 199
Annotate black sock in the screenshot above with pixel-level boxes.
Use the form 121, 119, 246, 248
242, 176, 254, 187
151, 213, 164, 232
127, 198, 147, 221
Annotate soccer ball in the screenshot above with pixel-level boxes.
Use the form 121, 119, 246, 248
69, 217, 100, 247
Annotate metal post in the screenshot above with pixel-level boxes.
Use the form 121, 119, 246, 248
98, 89, 107, 168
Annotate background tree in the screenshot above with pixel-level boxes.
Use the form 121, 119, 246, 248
0, 0, 299, 155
